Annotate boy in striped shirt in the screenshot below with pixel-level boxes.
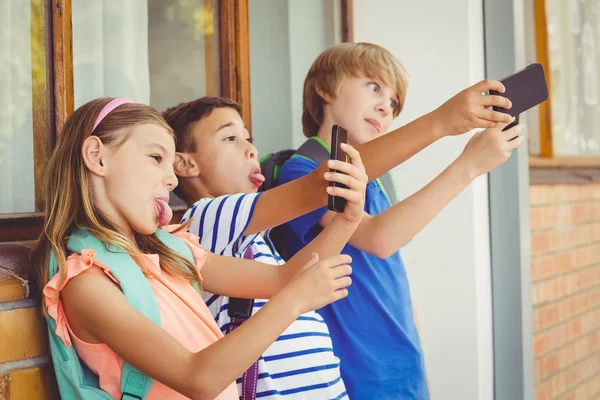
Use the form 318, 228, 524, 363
163, 97, 367, 399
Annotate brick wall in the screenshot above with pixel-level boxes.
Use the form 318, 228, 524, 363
0, 271, 58, 400
530, 184, 600, 400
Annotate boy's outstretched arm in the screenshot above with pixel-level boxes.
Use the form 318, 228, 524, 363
320, 122, 523, 259
355, 79, 513, 181
244, 79, 512, 236
201, 144, 367, 299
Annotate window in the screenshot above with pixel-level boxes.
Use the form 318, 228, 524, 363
0, 1, 37, 214
248, 0, 349, 156
72, 0, 221, 112
533, 0, 600, 162
0, 0, 353, 242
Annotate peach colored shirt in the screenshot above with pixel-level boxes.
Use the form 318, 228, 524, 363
43, 230, 238, 400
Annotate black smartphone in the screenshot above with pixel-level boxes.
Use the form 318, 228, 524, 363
489, 63, 549, 131
328, 125, 348, 213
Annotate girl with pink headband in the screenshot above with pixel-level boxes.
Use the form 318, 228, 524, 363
33, 97, 366, 399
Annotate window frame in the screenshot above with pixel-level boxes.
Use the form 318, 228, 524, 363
0, 0, 354, 243
529, 0, 600, 183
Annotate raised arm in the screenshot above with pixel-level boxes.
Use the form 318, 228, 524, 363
202, 144, 367, 299
355, 79, 513, 181
244, 79, 512, 236
319, 121, 523, 259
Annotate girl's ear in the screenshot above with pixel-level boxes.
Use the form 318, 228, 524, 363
174, 152, 200, 178
82, 136, 108, 176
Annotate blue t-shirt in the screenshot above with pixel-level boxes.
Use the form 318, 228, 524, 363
278, 150, 430, 400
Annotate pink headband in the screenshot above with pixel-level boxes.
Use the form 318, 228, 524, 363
92, 98, 135, 132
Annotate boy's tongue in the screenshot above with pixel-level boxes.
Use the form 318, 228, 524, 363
251, 172, 265, 184
155, 199, 173, 226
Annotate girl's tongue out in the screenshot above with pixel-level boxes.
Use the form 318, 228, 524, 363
155, 198, 173, 226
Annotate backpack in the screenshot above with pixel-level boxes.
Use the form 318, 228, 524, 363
258, 137, 398, 261
46, 228, 199, 400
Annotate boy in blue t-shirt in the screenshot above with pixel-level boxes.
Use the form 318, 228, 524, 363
277, 42, 524, 399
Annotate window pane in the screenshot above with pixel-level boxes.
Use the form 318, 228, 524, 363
248, 0, 342, 156
0, 1, 36, 214
546, 0, 600, 155
72, 0, 221, 112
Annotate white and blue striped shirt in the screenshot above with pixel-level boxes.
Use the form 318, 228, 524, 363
182, 193, 348, 399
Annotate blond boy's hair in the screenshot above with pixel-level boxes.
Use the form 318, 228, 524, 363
302, 42, 408, 138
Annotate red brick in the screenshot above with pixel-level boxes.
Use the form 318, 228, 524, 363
557, 204, 572, 226
541, 353, 559, 379
558, 299, 575, 321
535, 379, 552, 400
567, 319, 583, 341
531, 185, 551, 206
572, 203, 590, 224
534, 358, 543, 384
532, 232, 551, 255
592, 184, 600, 200
588, 331, 599, 352
555, 276, 567, 300
539, 304, 560, 330
565, 342, 577, 366
578, 225, 593, 246
531, 208, 542, 230
557, 251, 574, 273
592, 222, 600, 240
534, 332, 550, 357
580, 266, 599, 289
580, 185, 593, 200
590, 246, 600, 264
551, 370, 568, 396
541, 255, 557, 279
593, 201, 600, 220
541, 205, 558, 229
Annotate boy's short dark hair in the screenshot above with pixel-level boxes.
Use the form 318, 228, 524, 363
162, 96, 242, 153
162, 96, 242, 201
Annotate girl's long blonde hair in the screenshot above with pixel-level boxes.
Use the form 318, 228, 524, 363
32, 98, 201, 310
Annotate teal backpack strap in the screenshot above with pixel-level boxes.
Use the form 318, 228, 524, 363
154, 229, 201, 294
47, 249, 115, 399
46, 228, 200, 399
68, 229, 160, 399
376, 172, 399, 206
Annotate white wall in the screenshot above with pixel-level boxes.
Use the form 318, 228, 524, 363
248, 0, 340, 156
353, 1, 494, 399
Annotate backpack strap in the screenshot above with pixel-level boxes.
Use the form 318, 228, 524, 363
154, 228, 201, 294
259, 149, 296, 189
47, 251, 114, 399
226, 246, 258, 400
297, 137, 399, 205
46, 229, 199, 399
376, 173, 398, 205
293, 137, 330, 166
67, 229, 160, 399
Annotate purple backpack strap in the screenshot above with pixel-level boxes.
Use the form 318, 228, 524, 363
226, 245, 258, 400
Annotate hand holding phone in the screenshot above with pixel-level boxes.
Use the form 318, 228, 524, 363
328, 125, 348, 213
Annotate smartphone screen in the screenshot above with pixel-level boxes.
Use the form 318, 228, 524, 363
328, 125, 348, 213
